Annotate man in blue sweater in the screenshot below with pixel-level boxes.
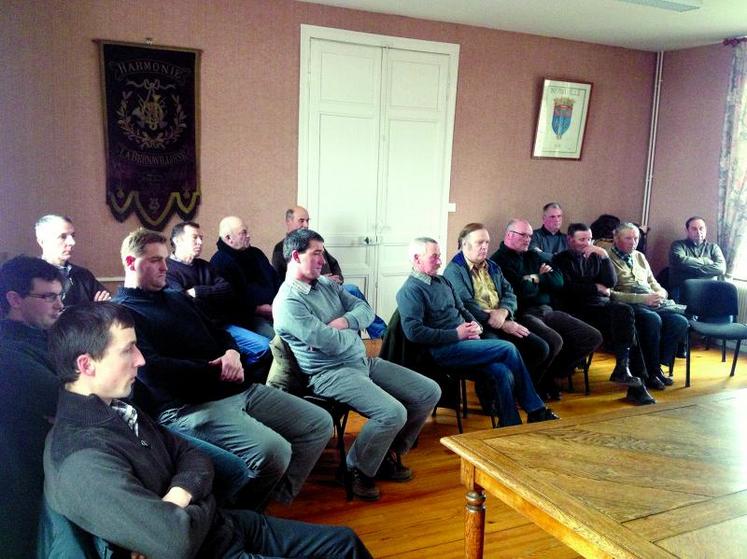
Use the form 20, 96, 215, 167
273, 228, 440, 501
113, 228, 332, 510
396, 237, 558, 428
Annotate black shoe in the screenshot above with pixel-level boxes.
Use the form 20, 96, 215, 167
626, 385, 656, 405
527, 407, 560, 423
658, 371, 674, 386
610, 368, 643, 387
646, 376, 666, 391
350, 469, 380, 501
375, 452, 413, 482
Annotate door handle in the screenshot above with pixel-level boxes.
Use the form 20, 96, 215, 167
364, 236, 370, 245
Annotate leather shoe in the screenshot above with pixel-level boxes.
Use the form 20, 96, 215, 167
609, 369, 643, 387
646, 376, 666, 391
527, 407, 560, 423
376, 452, 413, 482
350, 469, 380, 501
658, 372, 674, 386
626, 385, 656, 405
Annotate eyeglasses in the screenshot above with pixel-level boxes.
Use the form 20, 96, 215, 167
26, 292, 63, 303
509, 230, 533, 240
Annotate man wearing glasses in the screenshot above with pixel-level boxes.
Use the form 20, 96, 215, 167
0, 256, 66, 556
491, 219, 602, 399
35, 214, 110, 305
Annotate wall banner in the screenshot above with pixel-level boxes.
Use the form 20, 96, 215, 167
99, 40, 201, 230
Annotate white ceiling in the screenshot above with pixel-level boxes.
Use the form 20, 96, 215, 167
297, 0, 747, 51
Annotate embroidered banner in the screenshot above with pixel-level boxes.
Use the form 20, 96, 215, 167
99, 41, 201, 230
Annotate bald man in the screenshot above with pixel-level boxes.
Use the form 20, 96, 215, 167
210, 216, 281, 340
272, 206, 387, 339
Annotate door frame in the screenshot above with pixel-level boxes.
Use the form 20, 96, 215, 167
298, 24, 460, 248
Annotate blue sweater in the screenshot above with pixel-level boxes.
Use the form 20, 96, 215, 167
396, 273, 475, 346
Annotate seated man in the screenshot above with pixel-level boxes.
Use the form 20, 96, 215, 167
443, 223, 553, 392
492, 219, 602, 398
44, 302, 372, 559
608, 222, 689, 382
167, 221, 269, 363
529, 202, 568, 262
273, 228, 441, 501
553, 224, 658, 403
272, 206, 387, 338
113, 228, 332, 510
668, 216, 726, 300
0, 256, 254, 556
211, 216, 280, 340
396, 237, 558, 428
35, 214, 110, 304
0, 256, 65, 556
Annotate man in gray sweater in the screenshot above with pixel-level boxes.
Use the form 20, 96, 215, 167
273, 229, 441, 501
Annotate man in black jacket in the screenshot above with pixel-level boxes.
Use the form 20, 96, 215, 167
113, 228, 332, 510
35, 214, 110, 304
167, 221, 269, 363
553, 223, 658, 404
210, 216, 281, 340
44, 302, 371, 559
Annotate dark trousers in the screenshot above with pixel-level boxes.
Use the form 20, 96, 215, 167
632, 306, 689, 375
223, 509, 372, 558
520, 306, 602, 381
483, 328, 551, 388
574, 302, 649, 381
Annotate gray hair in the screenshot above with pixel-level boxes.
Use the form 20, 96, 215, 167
543, 202, 562, 213
407, 237, 437, 261
35, 214, 72, 238
614, 222, 639, 237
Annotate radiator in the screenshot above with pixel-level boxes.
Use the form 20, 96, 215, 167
736, 280, 747, 324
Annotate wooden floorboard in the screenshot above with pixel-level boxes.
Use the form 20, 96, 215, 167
267, 341, 747, 558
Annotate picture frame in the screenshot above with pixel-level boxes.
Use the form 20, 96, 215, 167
532, 78, 592, 160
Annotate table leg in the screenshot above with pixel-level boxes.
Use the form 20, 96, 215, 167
465, 489, 486, 559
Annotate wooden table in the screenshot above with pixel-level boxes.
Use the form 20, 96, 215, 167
441, 390, 747, 559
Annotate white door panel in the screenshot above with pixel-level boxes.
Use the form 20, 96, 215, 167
300, 26, 459, 321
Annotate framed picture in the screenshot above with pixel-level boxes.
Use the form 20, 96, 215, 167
532, 78, 592, 160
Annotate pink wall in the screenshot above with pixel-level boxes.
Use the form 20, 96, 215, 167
647, 44, 733, 271
1, 0, 654, 278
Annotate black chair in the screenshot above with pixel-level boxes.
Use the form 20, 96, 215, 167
681, 279, 747, 387
380, 309, 496, 433
568, 352, 593, 395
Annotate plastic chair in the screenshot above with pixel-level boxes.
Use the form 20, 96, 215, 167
681, 279, 747, 387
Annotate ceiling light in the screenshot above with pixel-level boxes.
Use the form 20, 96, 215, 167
614, 0, 702, 12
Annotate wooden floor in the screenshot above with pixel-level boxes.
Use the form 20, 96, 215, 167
267, 341, 747, 558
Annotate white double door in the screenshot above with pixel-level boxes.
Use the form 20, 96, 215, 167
298, 26, 459, 322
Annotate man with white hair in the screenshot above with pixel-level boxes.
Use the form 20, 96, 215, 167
211, 216, 281, 340
609, 222, 689, 387
35, 214, 110, 305
396, 237, 558, 428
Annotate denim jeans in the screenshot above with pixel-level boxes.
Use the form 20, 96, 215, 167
222, 509, 372, 558
342, 284, 388, 339
225, 325, 270, 364
633, 306, 689, 373
158, 384, 332, 509
308, 357, 441, 477
429, 339, 545, 427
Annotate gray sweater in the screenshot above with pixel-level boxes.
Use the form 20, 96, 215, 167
273, 277, 374, 375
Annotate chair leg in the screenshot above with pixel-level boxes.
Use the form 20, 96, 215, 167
461, 377, 468, 418
685, 332, 692, 388
583, 353, 592, 396
567, 369, 575, 393
335, 412, 353, 501
455, 379, 464, 434
731, 340, 742, 378
722, 339, 727, 362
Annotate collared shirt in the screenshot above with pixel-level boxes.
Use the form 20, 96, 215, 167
611, 246, 634, 269
111, 399, 139, 437
289, 278, 314, 295
410, 269, 432, 285
467, 260, 500, 311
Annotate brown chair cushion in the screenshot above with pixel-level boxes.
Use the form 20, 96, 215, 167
266, 335, 307, 395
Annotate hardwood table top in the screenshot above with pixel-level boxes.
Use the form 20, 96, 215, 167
441, 389, 747, 559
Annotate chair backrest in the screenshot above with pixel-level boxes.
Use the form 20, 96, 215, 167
681, 279, 738, 321
266, 335, 308, 395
